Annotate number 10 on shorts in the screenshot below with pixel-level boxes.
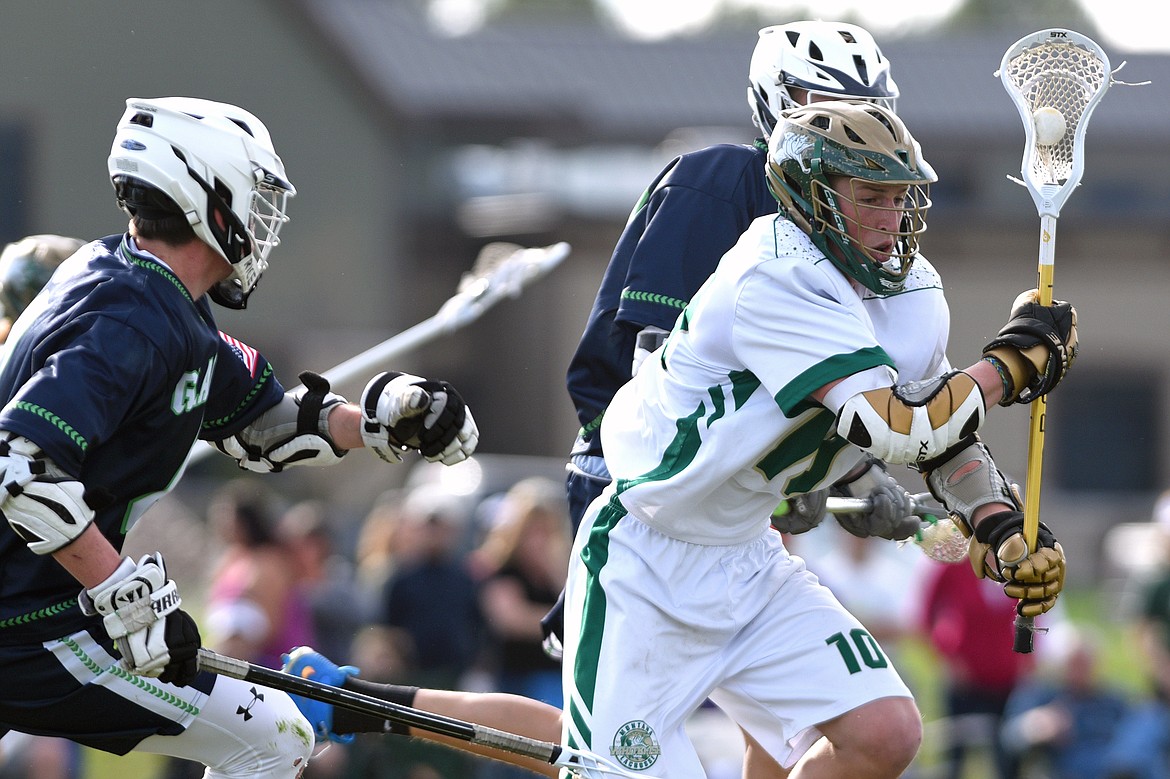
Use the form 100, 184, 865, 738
826, 629, 888, 673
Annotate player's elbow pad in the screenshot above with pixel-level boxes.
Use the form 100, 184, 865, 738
0, 434, 94, 554
214, 372, 348, 472
835, 371, 986, 465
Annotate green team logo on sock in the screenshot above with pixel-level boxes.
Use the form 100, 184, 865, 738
610, 720, 661, 770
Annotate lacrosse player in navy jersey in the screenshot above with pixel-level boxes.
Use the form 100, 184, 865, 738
0, 96, 477, 779
272, 24, 925, 779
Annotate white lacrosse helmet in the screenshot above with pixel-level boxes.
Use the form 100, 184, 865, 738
748, 21, 899, 139
107, 97, 295, 309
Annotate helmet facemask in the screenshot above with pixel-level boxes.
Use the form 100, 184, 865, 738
766, 102, 935, 295
809, 173, 930, 294
204, 169, 293, 309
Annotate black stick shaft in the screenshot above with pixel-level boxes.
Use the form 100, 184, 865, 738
1013, 614, 1035, 653
196, 649, 558, 763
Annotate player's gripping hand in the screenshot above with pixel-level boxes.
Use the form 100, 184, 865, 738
79, 553, 202, 685
982, 289, 1078, 405
281, 646, 359, 744
360, 372, 479, 465
968, 509, 1066, 617
830, 457, 919, 541
771, 489, 828, 535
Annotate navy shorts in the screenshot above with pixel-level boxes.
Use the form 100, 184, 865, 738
0, 627, 215, 755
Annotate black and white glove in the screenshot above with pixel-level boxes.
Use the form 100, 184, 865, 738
968, 510, 1065, 617
831, 457, 919, 541
79, 552, 202, 685
983, 289, 1078, 405
771, 490, 829, 535
360, 372, 479, 465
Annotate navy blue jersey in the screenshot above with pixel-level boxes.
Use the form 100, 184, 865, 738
0, 235, 284, 643
565, 141, 775, 457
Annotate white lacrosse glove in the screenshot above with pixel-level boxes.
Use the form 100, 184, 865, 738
79, 552, 202, 686
213, 372, 348, 472
360, 372, 479, 465
0, 433, 95, 555
831, 456, 919, 541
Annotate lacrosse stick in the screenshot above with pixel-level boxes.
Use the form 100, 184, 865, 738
998, 29, 1111, 652
188, 241, 570, 466
196, 648, 658, 779
825, 492, 968, 564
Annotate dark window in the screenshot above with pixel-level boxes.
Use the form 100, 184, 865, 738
1050, 369, 1159, 492
0, 123, 30, 242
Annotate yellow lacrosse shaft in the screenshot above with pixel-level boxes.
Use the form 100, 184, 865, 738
1014, 214, 1058, 654
1023, 215, 1058, 554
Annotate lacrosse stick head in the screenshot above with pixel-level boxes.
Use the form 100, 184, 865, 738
457, 241, 570, 299
998, 29, 1111, 216
914, 514, 968, 564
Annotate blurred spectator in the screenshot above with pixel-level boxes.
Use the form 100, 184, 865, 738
1099, 491, 1170, 779
373, 483, 484, 779
917, 560, 1035, 779
469, 477, 571, 708
1001, 623, 1129, 779
0, 730, 81, 779
205, 479, 315, 669
354, 489, 420, 607
1129, 492, 1170, 698
279, 499, 371, 661
377, 483, 484, 688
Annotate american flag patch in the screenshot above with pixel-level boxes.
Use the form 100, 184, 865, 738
219, 331, 259, 376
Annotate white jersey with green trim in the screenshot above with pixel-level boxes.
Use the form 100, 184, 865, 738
600, 214, 950, 545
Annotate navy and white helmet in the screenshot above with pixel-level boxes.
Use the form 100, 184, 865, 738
748, 21, 899, 139
107, 97, 295, 309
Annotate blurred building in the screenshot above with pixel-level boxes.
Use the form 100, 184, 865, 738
2, 1, 1167, 577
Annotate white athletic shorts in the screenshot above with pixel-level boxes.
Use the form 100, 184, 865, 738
561, 500, 913, 776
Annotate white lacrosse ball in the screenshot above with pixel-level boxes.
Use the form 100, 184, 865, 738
1033, 106, 1067, 146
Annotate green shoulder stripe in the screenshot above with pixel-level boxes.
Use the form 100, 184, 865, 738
774, 346, 894, 416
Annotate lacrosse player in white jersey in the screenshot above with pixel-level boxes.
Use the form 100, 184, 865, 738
561, 100, 1074, 778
